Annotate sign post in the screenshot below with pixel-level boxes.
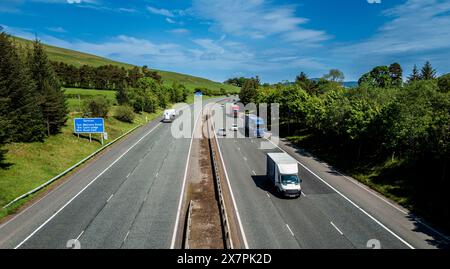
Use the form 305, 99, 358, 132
74, 118, 105, 144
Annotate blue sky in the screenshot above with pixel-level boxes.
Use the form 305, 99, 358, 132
1, 0, 449, 83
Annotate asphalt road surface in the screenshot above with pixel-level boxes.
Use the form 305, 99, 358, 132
214, 100, 449, 249
1, 97, 448, 249
0, 98, 217, 249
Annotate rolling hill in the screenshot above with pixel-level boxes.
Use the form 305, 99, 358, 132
11, 36, 239, 93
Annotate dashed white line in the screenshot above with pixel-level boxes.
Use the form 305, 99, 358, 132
265, 192, 271, 198
14, 122, 163, 249
243, 156, 247, 161
123, 231, 130, 242
301, 191, 307, 197
331, 221, 344, 236
286, 224, 295, 237
106, 194, 114, 203
252, 170, 256, 175
126, 173, 131, 178
264, 138, 415, 249
76, 230, 84, 240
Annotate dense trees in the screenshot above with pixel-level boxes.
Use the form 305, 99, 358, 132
239, 77, 259, 105
1, 32, 68, 166
437, 73, 450, 93
254, 64, 450, 229
224, 77, 248, 87
51, 62, 162, 91
0, 32, 47, 143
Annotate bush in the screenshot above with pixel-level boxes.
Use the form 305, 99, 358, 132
438, 73, 450, 93
114, 105, 135, 123
82, 96, 110, 118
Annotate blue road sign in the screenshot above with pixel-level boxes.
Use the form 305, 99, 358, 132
74, 118, 105, 133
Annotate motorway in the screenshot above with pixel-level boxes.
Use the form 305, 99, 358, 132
214, 100, 449, 249
0, 99, 211, 249
0, 97, 448, 249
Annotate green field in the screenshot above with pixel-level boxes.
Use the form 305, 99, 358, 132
12, 36, 239, 94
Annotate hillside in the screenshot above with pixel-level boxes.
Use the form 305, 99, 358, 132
11, 36, 239, 93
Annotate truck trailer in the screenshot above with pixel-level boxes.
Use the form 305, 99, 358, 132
266, 153, 302, 198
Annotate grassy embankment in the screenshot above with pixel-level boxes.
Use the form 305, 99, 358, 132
12, 36, 240, 94
0, 87, 224, 220
1, 37, 237, 221
285, 131, 449, 233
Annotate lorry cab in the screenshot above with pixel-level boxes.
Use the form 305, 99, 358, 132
267, 153, 302, 198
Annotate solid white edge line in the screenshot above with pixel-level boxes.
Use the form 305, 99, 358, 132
169, 104, 202, 249
76, 230, 84, 240
13, 123, 162, 249
330, 221, 344, 236
215, 124, 249, 249
265, 138, 415, 249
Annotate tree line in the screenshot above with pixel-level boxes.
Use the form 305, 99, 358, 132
51, 62, 162, 90
1, 32, 67, 165
240, 63, 450, 229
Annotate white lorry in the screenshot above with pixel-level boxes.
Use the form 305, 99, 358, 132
267, 153, 302, 198
163, 109, 176, 123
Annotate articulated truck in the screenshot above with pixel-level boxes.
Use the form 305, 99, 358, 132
267, 153, 302, 198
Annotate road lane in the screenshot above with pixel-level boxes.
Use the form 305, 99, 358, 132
216, 103, 410, 249
0, 98, 219, 249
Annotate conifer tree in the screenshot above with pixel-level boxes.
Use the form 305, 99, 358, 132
28, 39, 67, 136
407, 64, 421, 83
420, 61, 437, 80
0, 32, 46, 142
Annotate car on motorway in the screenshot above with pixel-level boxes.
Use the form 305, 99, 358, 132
218, 128, 227, 136
230, 124, 238, 131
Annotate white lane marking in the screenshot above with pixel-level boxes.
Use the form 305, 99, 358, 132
331, 221, 344, 236
155, 172, 159, 177
265, 138, 415, 249
301, 191, 307, 197
14, 123, 163, 249
329, 168, 408, 214
243, 156, 247, 161
286, 224, 295, 237
266, 192, 271, 199
170, 104, 202, 249
126, 173, 131, 178
252, 170, 256, 175
76, 230, 84, 240
106, 194, 114, 203
215, 133, 249, 249
123, 231, 130, 242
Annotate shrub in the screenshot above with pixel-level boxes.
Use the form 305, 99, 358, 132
115, 105, 135, 123
82, 96, 110, 118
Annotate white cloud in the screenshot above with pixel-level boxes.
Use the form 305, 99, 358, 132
147, 6, 174, 17
169, 28, 190, 35
333, 0, 450, 78
46, 26, 67, 33
191, 0, 329, 44
166, 18, 176, 24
